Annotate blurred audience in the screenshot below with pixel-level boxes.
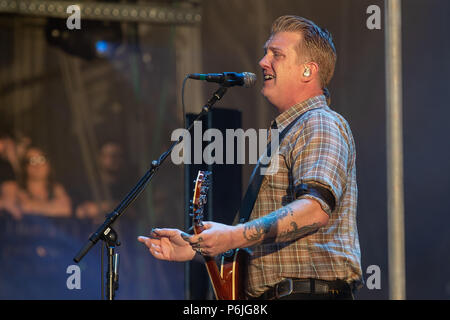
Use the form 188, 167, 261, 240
0, 146, 72, 219
0, 130, 32, 182
75, 141, 132, 221
0, 130, 19, 184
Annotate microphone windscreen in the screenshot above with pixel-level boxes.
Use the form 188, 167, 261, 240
242, 72, 257, 88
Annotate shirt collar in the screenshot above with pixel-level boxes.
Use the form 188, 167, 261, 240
273, 95, 328, 130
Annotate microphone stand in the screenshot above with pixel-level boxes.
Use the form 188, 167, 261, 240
73, 85, 228, 300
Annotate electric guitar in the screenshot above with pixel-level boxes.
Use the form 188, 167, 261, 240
190, 170, 248, 300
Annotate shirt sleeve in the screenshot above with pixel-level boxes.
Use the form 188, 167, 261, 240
289, 111, 350, 215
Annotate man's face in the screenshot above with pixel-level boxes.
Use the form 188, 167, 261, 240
259, 31, 305, 112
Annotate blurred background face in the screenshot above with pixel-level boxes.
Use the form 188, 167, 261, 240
0, 136, 13, 156
25, 148, 50, 180
98, 142, 123, 173
16, 136, 32, 159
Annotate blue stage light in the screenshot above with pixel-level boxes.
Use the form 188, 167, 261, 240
95, 40, 109, 54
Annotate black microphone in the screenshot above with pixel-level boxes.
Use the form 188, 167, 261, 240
188, 72, 256, 88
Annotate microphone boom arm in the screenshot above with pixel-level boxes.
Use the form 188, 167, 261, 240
73, 85, 228, 265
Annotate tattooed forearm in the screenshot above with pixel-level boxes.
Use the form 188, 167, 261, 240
276, 222, 320, 243
243, 206, 293, 244
242, 205, 321, 245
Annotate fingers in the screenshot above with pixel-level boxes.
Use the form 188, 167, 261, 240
180, 231, 193, 243
149, 243, 163, 256
138, 226, 215, 257
193, 247, 205, 255
137, 236, 153, 250
137, 228, 176, 245
180, 232, 202, 246
137, 236, 160, 250
202, 222, 213, 230
137, 236, 150, 244
152, 228, 180, 238
180, 231, 210, 256
137, 236, 164, 258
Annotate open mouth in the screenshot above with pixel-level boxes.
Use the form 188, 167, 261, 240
264, 74, 275, 81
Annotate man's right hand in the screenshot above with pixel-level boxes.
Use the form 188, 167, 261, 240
138, 228, 196, 262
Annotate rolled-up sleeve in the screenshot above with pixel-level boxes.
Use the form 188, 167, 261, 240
289, 111, 350, 215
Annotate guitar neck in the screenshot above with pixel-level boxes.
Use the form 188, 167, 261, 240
190, 171, 241, 300
194, 224, 227, 299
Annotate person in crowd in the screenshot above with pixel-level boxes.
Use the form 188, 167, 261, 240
0, 130, 18, 184
0, 146, 72, 219
75, 141, 132, 221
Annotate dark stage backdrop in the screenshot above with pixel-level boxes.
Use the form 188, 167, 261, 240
0, 0, 449, 300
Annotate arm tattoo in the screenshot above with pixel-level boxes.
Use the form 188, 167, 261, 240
242, 206, 320, 244
276, 221, 320, 243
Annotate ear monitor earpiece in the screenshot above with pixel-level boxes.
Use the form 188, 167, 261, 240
303, 67, 311, 77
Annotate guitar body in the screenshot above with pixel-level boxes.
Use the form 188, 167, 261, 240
191, 171, 249, 300
218, 248, 249, 300
200, 249, 248, 300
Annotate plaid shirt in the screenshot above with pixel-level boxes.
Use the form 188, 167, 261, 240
246, 95, 362, 298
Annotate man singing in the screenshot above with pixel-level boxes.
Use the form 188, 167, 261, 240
139, 15, 362, 300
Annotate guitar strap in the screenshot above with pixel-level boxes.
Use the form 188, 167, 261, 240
236, 107, 320, 224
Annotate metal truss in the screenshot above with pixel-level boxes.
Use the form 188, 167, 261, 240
0, 0, 202, 24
